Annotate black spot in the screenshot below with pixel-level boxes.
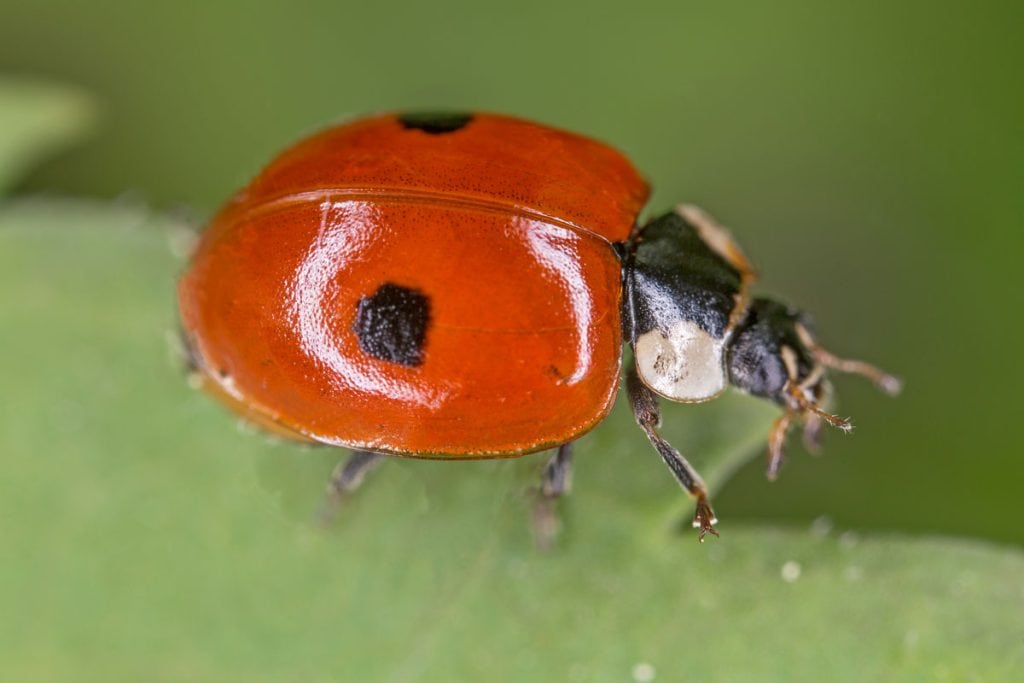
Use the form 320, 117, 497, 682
354, 283, 431, 367
398, 111, 474, 134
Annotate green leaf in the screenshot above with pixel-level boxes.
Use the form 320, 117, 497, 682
0, 77, 97, 194
2, 198, 1021, 682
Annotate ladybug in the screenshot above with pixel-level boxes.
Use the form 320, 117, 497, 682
178, 111, 900, 542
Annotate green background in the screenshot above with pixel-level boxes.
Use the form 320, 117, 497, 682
3, 0, 1021, 543
2, 1, 1022, 680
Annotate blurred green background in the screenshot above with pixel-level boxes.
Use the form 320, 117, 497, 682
3, 0, 1020, 544
3, 3, 1024, 680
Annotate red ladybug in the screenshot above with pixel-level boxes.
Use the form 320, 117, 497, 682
178, 111, 900, 542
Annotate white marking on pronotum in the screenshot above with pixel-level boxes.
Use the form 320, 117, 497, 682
524, 222, 593, 385
635, 318, 727, 402
289, 200, 451, 409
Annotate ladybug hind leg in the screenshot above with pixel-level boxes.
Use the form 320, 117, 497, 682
626, 368, 718, 541
532, 442, 574, 551
318, 450, 384, 525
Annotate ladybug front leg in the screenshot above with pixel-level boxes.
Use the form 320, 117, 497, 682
318, 450, 384, 524
626, 369, 719, 541
532, 442, 574, 551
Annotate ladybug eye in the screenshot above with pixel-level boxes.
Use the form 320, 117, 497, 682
397, 111, 474, 134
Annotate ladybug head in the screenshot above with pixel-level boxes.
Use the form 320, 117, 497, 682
726, 297, 902, 474
726, 298, 825, 407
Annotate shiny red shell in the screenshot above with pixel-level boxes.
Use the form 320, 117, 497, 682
178, 112, 650, 456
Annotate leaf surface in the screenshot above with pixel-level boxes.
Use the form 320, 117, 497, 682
1, 200, 1020, 682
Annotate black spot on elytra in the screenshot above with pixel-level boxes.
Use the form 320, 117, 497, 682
398, 111, 474, 134
354, 283, 431, 367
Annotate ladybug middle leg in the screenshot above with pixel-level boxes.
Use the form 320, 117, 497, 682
532, 442, 574, 551
318, 450, 384, 524
626, 369, 719, 541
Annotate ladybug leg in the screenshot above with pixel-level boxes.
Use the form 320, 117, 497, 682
767, 345, 854, 480
626, 369, 719, 541
532, 442, 574, 551
318, 450, 384, 524
766, 410, 797, 481
541, 442, 575, 499
795, 323, 903, 396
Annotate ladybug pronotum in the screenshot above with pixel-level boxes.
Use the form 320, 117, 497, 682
178, 111, 900, 543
